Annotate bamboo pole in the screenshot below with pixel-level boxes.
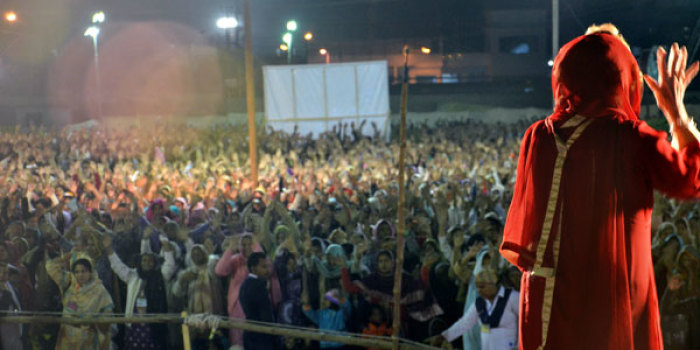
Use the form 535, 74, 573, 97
181, 311, 191, 350
0, 313, 437, 350
243, 0, 258, 188
392, 45, 410, 350
0, 314, 182, 325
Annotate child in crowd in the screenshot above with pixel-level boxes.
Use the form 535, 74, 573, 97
302, 288, 352, 349
361, 304, 392, 350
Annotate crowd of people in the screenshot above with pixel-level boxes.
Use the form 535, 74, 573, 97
0, 115, 697, 350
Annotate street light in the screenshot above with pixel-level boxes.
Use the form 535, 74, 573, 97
84, 26, 100, 39
283, 20, 297, 64
92, 11, 105, 23
216, 17, 238, 29
319, 48, 330, 64
216, 16, 239, 116
216, 16, 239, 50
304, 32, 313, 41
283, 32, 293, 64
84, 22, 103, 120
421, 46, 431, 54
4, 11, 17, 23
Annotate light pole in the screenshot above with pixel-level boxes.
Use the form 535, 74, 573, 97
85, 11, 105, 121
243, 0, 259, 187
319, 48, 330, 64
84, 26, 102, 120
284, 20, 297, 64
282, 32, 293, 64
216, 16, 239, 48
0, 11, 19, 56
216, 16, 239, 114
303, 32, 313, 62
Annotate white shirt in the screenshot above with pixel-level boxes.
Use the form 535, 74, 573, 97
443, 286, 519, 350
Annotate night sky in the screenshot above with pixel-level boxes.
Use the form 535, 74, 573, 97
1, 0, 699, 103
2, 0, 699, 57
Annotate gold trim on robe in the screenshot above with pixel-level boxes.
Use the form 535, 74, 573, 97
533, 115, 592, 350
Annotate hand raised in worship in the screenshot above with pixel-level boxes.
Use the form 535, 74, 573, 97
143, 225, 155, 239
644, 43, 699, 126
464, 241, 484, 261
667, 274, 685, 291
222, 236, 236, 252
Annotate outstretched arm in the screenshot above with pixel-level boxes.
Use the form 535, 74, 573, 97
644, 43, 700, 150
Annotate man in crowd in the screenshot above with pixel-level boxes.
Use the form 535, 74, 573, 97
239, 252, 279, 350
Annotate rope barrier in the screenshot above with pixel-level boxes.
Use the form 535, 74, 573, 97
0, 311, 438, 350
183, 313, 221, 340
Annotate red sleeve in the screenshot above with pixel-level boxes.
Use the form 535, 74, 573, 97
637, 122, 700, 199
341, 267, 362, 294
501, 121, 550, 270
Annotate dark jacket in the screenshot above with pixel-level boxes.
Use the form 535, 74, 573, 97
239, 275, 278, 350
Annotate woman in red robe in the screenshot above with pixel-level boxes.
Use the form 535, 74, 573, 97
500, 24, 700, 350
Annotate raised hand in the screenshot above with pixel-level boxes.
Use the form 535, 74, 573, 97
644, 43, 699, 126
667, 274, 685, 291
464, 241, 484, 261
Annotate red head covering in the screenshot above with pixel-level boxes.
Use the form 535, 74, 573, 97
552, 33, 643, 121
502, 31, 645, 269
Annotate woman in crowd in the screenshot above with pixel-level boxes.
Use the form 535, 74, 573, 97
274, 248, 306, 327
215, 233, 264, 349
341, 250, 443, 340
173, 244, 225, 349
103, 233, 175, 350
45, 252, 114, 349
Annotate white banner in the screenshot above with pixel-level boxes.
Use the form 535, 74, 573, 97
263, 60, 390, 140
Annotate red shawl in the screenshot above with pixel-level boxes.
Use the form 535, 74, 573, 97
501, 33, 700, 350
